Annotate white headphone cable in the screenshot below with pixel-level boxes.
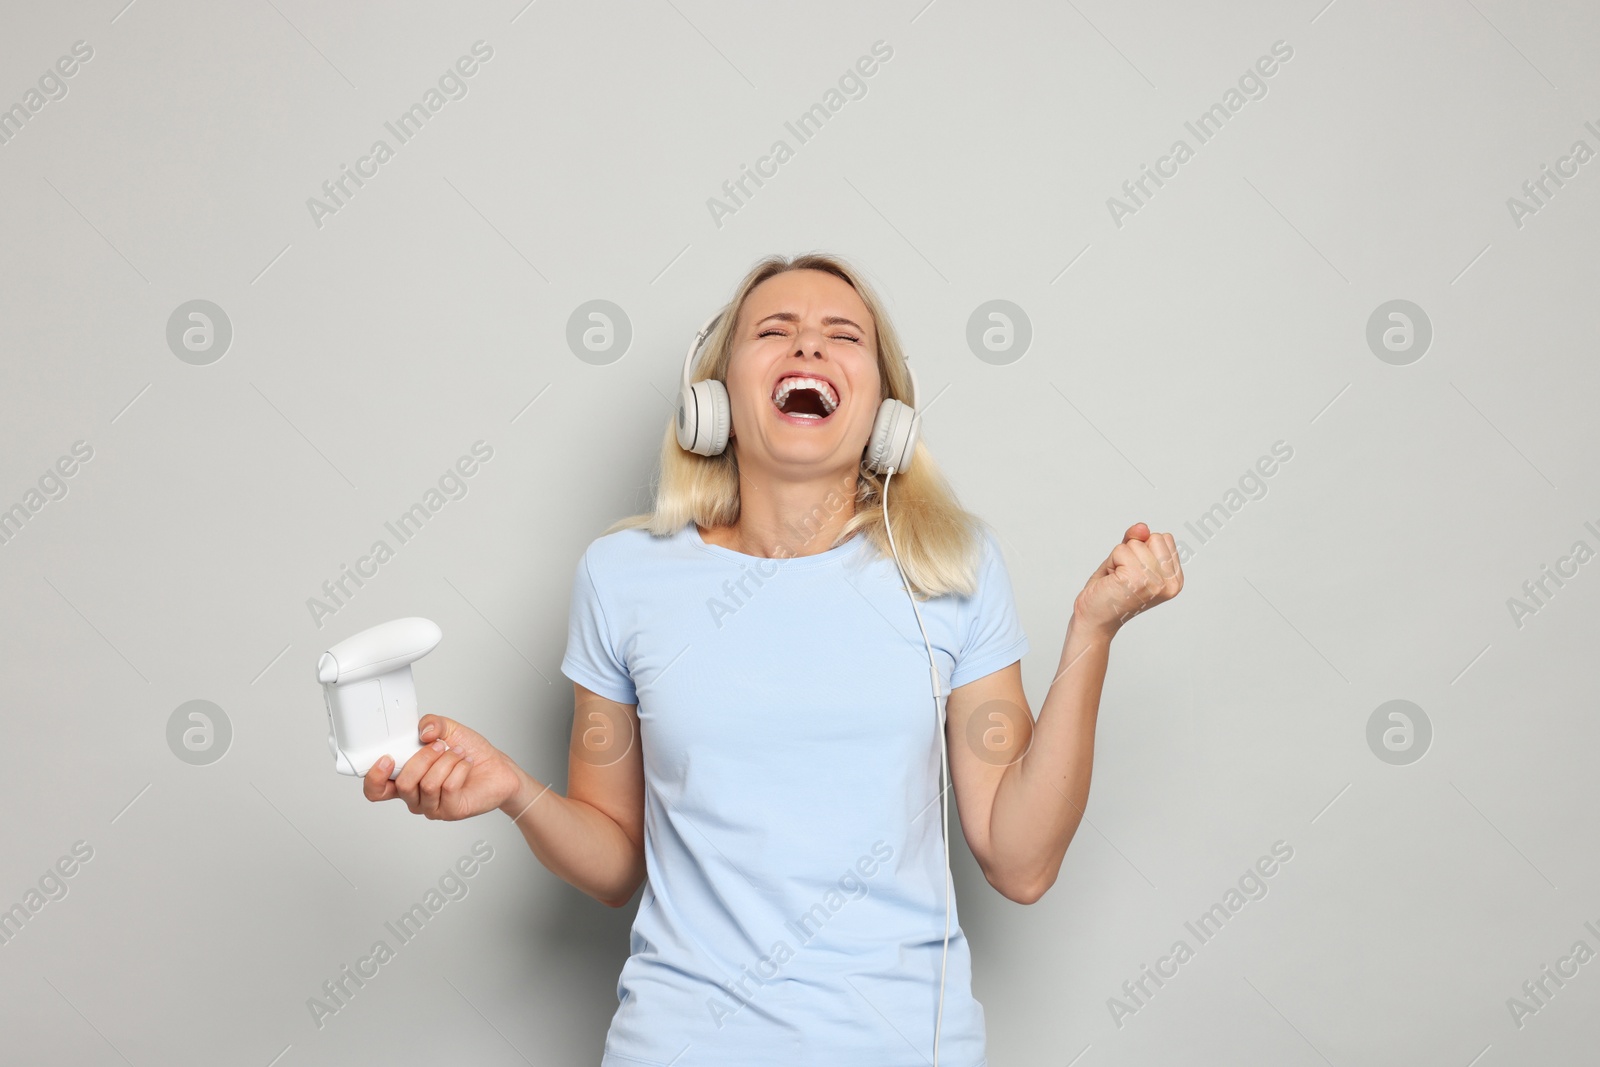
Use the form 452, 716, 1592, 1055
879, 464, 951, 1067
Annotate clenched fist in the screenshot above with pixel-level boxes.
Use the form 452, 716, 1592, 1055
1073, 522, 1184, 638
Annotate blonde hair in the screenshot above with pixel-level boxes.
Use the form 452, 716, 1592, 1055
604, 252, 986, 599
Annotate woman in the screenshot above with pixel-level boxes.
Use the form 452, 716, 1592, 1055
364, 252, 1183, 1066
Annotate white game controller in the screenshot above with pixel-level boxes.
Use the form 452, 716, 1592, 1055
317, 617, 442, 779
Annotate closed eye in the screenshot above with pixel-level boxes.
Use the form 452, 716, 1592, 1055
759, 329, 860, 342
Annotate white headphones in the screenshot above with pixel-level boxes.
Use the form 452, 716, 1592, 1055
673, 309, 955, 1065
675, 310, 922, 475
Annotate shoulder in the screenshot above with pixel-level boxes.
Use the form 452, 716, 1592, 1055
964, 522, 1012, 590
577, 524, 687, 584
900, 517, 1008, 604
937, 522, 1021, 614
974, 523, 1005, 563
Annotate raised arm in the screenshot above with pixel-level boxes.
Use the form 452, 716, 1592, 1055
945, 523, 1182, 904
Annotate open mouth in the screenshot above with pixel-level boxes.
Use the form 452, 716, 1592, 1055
771, 375, 839, 422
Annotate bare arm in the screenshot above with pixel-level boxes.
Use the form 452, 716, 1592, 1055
500, 682, 645, 907
365, 681, 646, 909
945, 524, 1182, 904
944, 623, 1109, 905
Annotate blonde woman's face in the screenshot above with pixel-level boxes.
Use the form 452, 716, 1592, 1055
724, 269, 882, 476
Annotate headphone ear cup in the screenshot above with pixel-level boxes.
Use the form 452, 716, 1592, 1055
864, 398, 918, 474
678, 378, 731, 456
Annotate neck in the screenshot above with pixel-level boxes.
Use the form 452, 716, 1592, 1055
705, 464, 860, 559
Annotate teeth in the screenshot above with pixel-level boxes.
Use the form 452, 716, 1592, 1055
771, 375, 838, 415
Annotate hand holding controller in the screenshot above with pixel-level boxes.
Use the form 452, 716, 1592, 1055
362, 714, 526, 822
317, 617, 442, 780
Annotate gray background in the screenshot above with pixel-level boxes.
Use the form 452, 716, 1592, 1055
1, 0, 1595, 1064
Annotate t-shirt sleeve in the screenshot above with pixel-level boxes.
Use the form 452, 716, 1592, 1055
559, 547, 638, 705
949, 529, 1030, 690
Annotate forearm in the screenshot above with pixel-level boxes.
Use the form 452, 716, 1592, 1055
498, 764, 645, 907
987, 610, 1112, 900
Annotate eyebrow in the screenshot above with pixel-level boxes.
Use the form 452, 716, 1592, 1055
754, 311, 867, 334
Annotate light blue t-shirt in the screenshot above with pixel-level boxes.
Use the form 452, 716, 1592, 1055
560, 519, 1030, 1067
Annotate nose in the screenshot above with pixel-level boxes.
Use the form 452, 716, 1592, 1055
792, 322, 827, 358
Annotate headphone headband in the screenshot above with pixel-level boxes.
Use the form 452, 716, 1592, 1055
681, 311, 724, 395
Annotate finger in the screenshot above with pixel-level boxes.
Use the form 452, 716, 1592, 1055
1100, 543, 1139, 585
1123, 522, 1151, 543
1105, 544, 1140, 590
394, 743, 446, 807
418, 715, 454, 746
1147, 533, 1180, 583
1122, 537, 1163, 585
1109, 542, 1146, 577
418, 747, 466, 817
440, 756, 473, 812
363, 757, 398, 802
